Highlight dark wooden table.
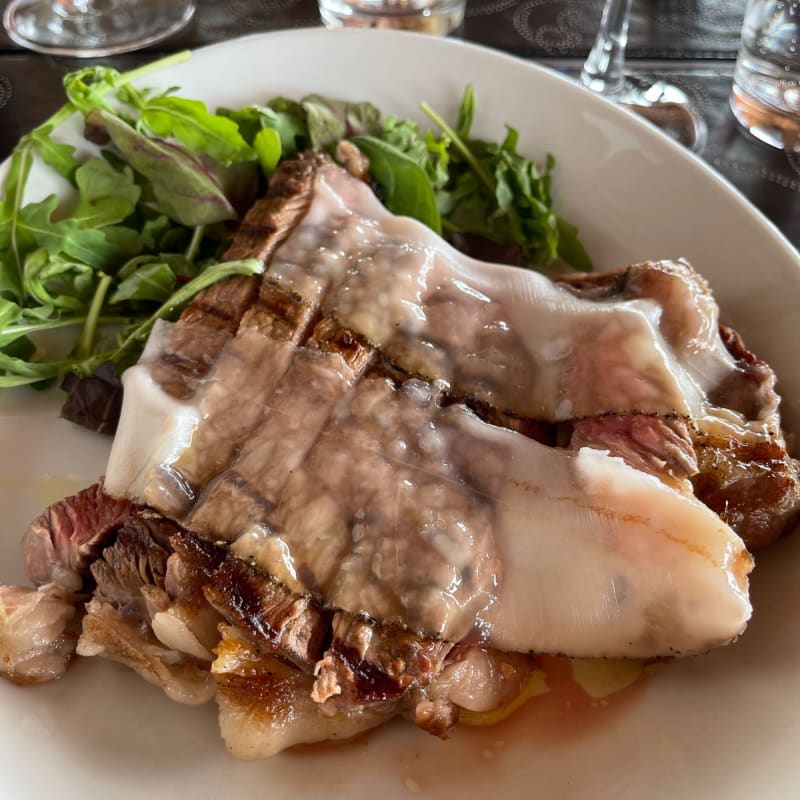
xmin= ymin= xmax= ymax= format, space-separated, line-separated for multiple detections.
xmin=1 ymin=0 xmax=799 ymax=250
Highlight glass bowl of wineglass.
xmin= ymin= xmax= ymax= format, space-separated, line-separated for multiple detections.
xmin=3 ymin=0 xmax=196 ymax=57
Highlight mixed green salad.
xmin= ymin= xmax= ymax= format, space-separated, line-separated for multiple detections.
xmin=0 ymin=51 xmax=590 ymax=432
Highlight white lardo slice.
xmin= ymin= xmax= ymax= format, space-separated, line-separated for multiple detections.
xmin=104 ymin=321 xmax=200 ymax=505
xmin=456 ymin=411 xmax=752 ymax=657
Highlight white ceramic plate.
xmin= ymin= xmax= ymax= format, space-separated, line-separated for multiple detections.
xmin=2 ymin=29 xmax=799 ymax=800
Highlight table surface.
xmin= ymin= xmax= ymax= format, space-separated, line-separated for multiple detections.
xmin=0 ymin=0 xmax=798 ymax=249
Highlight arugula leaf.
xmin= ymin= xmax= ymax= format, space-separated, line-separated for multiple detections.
xmin=17 ymin=195 xmax=119 ymax=269
xmin=73 ymin=158 xmax=141 ymax=228
xmin=0 ymin=145 xmax=34 ymax=298
xmin=23 ymin=249 xmax=94 ymax=311
xmin=64 ymin=66 xmax=121 ymax=115
xmin=0 ymin=295 xmax=23 ymax=333
xmin=101 ymin=111 xmax=237 ymax=226
xmin=350 ymin=136 xmax=442 ymax=234
xmin=110 ymin=261 xmax=176 ymax=304
xmin=27 ymin=126 xmax=80 ymax=182
xmin=63 ymin=52 xmax=191 ymax=116
xmin=422 ymin=91 xmax=590 ymax=271
xmin=140 ymin=96 xmax=256 ymax=166
xmin=455 ymin=85 xmax=475 ymax=139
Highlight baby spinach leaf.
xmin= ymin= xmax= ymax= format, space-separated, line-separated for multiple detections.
xmin=254 ymin=127 xmax=282 ymax=176
xmin=350 ymin=136 xmax=442 ymax=234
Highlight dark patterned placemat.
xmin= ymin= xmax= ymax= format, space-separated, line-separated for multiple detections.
xmin=467 ymin=0 xmax=747 ymax=59
xmin=0 ymin=0 xmax=749 ymax=59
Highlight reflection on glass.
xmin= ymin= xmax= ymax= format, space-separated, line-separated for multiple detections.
xmin=3 ymin=0 xmax=196 ymax=57
xmin=581 ymin=0 xmax=707 ymax=153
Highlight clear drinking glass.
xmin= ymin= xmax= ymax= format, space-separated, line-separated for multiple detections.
xmin=3 ymin=0 xmax=196 ymax=57
xmin=730 ymin=0 xmax=800 ymax=151
xmin=581 ymin=0 xmax=707 ymax=152
xmin=318 ymin=0 xmax=466 ymax=35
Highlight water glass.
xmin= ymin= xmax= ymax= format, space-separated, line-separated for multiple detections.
xmin=318 ymin=0 xmax=466 ymax=35
xmin=730 ymin=0 xmax=800 ymax=151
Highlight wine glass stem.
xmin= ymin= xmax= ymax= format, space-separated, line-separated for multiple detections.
xmin=581 ymin=0 xmax=632 ymax=97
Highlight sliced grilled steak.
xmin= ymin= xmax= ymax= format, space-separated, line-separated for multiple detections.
xmin=203 ymin=554 xmax=331 ymax=671
xmin=78 ymin=519 xmax=216 ymax=704
xmin=569 ymin=414 xmax=699 ymax=483
xmin=188 ymin=316 xmax=374 ymax=539
xmin=22 ymin=481 xmax=135 ymax=590
xmin=151 ymin=152 xmax=328 ymax=402
xmin=558 ymin=263 xmax=800 ymax=549
xmin=312 ymin=612 xmax=453 ymax=706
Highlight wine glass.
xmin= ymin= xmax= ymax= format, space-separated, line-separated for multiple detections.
xmin=580 ymin=0 xmax=707 ymax=153
xmin=3 ymin=0 xmax=196 ymax=57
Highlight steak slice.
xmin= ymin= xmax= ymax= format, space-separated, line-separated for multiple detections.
xmin=22 ymin=481 xmax=135 ymax=590
xmin=188 ymin=316 xmax=374 ymax=540
xmin=312 ymin=612 xmax=453 ymax=706
xmin=151 ymin=152 xmax=328 ymax=402
xmin=203 ymin=554 xmax=331 ymax=672
xmin=558 ymin=263 xmax=800 ymax=549
xmin=570 ymin=414 xmax=699 ymax=484
xmin=78 ymin=520 xmax=216 ymax=705
xmin=212 ymin=623 xmax=396 ymax=760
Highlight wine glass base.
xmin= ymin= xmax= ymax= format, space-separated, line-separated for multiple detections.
xmin=617 ymin=78 xmax=707 ymax=154
xmin=3 ymin=0 xmax=195 ymax=57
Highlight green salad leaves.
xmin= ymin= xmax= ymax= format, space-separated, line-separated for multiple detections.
xmin=0 ymin=52 xmax=590 ymax=431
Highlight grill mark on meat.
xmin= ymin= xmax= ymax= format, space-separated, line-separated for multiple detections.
xmin=312 ymin=612 xmax=453 ymax=705
xmin=151 ymin=153 xmax=328 ymax=402
xmin=165 ymin=283 xmax=319 ymax=517
xmin=376 ymin=349 xmax=557 ymax=446
xmin=172 ymin=529 xmax=454 ymax=730
xmin=224 ymin=152 xmax=329 ymax=263
xmin=203 ymin=555 xmax=332 ymax=671
xmin=229 ymin=374 xmax=499 ymax=642
xmin=187 ymin=316 xmax=374 ymax=540
xmin=151 ymin=277 xmax=260 ymax=401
